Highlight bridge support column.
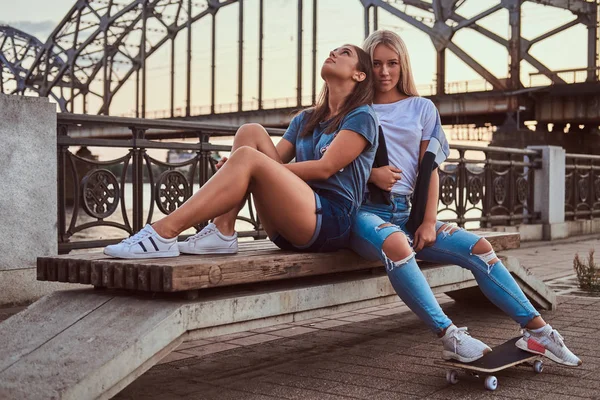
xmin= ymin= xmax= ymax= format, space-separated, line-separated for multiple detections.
xmin=527 ymin=145 xmax=567 ymax=240
xmin=436 ymin=48 xmax=445 ymax=95
xmin=507 ymin=0 xmax=522 ymax=90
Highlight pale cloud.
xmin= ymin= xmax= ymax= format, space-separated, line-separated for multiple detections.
xmin=0 ymin=20 xmax=56 ymax=41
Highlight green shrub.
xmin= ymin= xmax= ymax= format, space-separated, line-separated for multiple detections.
xmin=573 ymin=250 xmax=600 ymax=292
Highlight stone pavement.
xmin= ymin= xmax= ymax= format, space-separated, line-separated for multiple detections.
xmin=110 ymin=236 xmax=600 ymax=400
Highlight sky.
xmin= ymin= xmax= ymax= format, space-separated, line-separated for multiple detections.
xmin=0 ymin=0 xmax=592 ymax=115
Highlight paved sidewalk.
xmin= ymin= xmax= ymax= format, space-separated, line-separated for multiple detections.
xmin=111 ymin=237 xmax=600 ymax=400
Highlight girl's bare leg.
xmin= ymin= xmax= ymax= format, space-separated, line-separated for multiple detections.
xmin=152 ymin=146 xmax=318 ymax=246
xmin=212 ymin=123 xmax=283 ymax=235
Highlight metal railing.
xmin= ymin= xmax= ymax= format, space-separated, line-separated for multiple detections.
xmin=117 ymin=69 xmax=600 ymax=120
xmin=416 ymin=79 xmax=496 ymax=96
xmin=56 ymin=114 xmax=285 ymax=252
xmin=57 ymin=114 xmax=541 ymax=252
xmin=437 ymin=145 xmax=541 ymax=227
xmin=565 ymin=153 xmax=600 ymax=220
xmin=529 ymin=67 xmax=600 ymax=87
xmin=119 ymin=95 xmax=315 ymax=119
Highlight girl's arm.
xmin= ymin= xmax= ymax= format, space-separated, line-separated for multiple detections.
xmin=276 ymin=139 xmax=296 ymax=164
xmin=285 ymin=129 xmax=369 ymax=181
xmin=412 ymin=140 xmax=439 ymax=252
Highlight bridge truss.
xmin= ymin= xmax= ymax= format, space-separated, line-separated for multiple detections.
xmin=0 ymin=0 xmax=598 ymax=117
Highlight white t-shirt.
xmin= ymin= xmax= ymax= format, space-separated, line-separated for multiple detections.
xmin=372 ymin=97 xmax=439 ymax=195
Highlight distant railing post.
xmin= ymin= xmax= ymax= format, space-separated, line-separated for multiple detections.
xmin=527 ymin=145 xmax=567 ymax=239
xmin=57 ymin=124 xmax=68 ymax=245
xmin=131 ymin=127 xmax=146 ymax=232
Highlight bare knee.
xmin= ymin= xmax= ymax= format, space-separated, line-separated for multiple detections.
xmin=472 ymin=238 xmax=499 ymax=265
xmin=229 ymin=145 xmax=261 ymax=162
xmin=235 ymin=123 xmax=268 ymax=143
xmin=381 ymin=228 xmax=413 ymax=262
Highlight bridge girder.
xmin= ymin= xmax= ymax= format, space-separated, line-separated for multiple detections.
xmin=19 ymin=0 xmax=243 ymax=115
xmin=0 ymin=25 xmax=75 ymax=108
xmin=0 ymin=0 xmax=597 ymax=117
xmin=378 ymin=0 xmax=599 ymax=92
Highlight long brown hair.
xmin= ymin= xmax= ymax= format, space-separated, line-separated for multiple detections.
xmin=300 ymin=45 xmax=374 ymax=137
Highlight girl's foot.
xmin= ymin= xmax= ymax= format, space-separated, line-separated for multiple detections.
xmin=441 ymin=325 xmax=492 ymax=363
xmin=516 ymin=324 xmax=582 ymax=366
xmin=178 ymin=223 xmax=238 ymax=255
xmin=104 ymin=224 xmax=179 ymax=259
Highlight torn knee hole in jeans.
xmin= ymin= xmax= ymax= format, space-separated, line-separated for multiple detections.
xmin=437 ymin=223 xmax=460 ymax=239
xmin=375 ymin=223 xmax=395 ymax=232
xmin=381 ymin=249 xmax=415 ymax=272
xmin=472 ymin=249 xmax=499 ymax=274
xmin=470 ymin=238 xmax=500 ymax=274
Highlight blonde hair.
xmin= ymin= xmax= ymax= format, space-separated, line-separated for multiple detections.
xmin=362 ymin=30 xmax=419 ymax=97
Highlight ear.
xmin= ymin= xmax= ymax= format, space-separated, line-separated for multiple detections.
xmin=353 ymin=71 xmax=366 ymax=82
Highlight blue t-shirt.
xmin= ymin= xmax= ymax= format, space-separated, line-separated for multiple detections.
xmin=282 ymin=104 xmax=378 ymax=208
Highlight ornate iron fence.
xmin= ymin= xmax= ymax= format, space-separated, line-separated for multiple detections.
xmin=565 ymin=153 xmax=600 ymax=220
xmin=437 ymin=145 xmax=541 ymax=227
xmin=56 ymin=114 xmax=285 ymax=253
xmin=57 ymin=114 xmax=541 ymax=252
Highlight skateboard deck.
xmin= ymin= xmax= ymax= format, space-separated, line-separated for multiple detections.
xmin=435 ymin=337 xmax=544 ymax=390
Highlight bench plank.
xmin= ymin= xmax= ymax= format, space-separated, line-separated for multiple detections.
xmin=37 ymin=232 xmax=520 ymax=292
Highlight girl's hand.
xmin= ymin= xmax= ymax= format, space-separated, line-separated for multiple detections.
xmin=369 ymin=166 xmax=402 ymax=191
xmin=216 ymin=156 xmax=228 ymax=170
xmin=412 ymin=222 xmax=436 ymax=252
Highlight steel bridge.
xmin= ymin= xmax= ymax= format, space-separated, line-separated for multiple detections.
xmin=1 ymin=0 xmax=599 ymax=147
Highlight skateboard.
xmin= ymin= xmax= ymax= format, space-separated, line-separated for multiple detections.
xmin=434 ymin=337 xmax=544 ymax=391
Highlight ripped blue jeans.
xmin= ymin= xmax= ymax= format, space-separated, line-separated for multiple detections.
xmin=350 ymin=194 xmax=540 ymax=334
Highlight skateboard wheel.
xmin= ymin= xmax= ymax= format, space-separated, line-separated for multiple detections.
xmin=484 ymin=375 xmax=498 ymax=391
xmin=533 ymin=360 xmax=543 ymax=374
xmin=446 ymin=370 xmax=459 ymax=385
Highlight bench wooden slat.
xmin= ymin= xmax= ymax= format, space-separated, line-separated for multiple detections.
xmin=167 ymin=250 xmax=382 ymax=291
xmin=125 ymin=265 xmax=137 ymax=290
xmin=37 ymin=232 xmax=520 ymax=292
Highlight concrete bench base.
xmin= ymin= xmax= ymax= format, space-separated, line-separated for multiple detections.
xmin=0 ymin=255 xmax=555 ymax=400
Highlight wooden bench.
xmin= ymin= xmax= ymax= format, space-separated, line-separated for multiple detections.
xmin=0 ymin=231 xmax=556 ymax=400
xmin=37 ymin=231 xmax=521 ymax=293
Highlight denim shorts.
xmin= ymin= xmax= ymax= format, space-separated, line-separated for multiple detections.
xmin=272 ymin=190 xmax=355 ymax=253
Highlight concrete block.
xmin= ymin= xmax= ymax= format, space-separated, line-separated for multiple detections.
xmin=490 ymin=224 xmax=543 ymax=242
xmin=543 ymin=222 xmax=569 ymax=240
xmin=0 ymin=94 xmax=57 ymax=275
xmin=0 ymin=268 xmax=85 ymax=306
xmin=566 ymin=219 xmax=600 ymax=236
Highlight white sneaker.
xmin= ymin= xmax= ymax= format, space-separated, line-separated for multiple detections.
xmin=104 ymin=224 xmax=179 ymax=259
xmin=441 ymin=325 xmax=492 ymax=363
xmin=178 ymin=223 xmax=238 ymax=255
xmin=516 ymin=324 xmax=582 ymax=366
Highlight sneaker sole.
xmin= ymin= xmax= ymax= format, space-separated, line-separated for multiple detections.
xmin=515 ymin=338 xmax=582 ymax=367
xmin=442 ymin=349 xmax=490 ymax=363
xmin=178 ymin=246 xmax=238 ymax=255
xmin=103 ymin=248 xmax=180 ymax=259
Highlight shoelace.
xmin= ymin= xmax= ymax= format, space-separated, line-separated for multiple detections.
xmin=123 ymin=228 xmax=152 ymax=245
xmin=550 ymin=329 xmax=565 ymax=348
xmin=186 ymin=227 xmax=216 ymax=242
xmin=449 ymin=327 xmax=470 ymax=354
xmin=522 ymin=327 xmax=565 ymax=349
